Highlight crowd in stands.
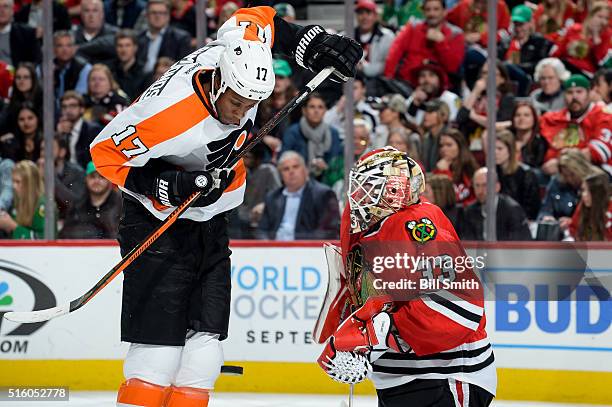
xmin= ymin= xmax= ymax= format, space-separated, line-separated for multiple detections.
xmin=0 ymin=0 xmax=610 ymax=242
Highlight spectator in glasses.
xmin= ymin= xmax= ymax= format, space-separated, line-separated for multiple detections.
xmin=529 ymin=58 xmax=570 ymax=114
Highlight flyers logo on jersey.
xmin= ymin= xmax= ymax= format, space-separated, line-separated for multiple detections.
xmin=205 ymin=119 xmax=253 ymax=170
xmin=406 ymin=218 xmax=437 ymax=243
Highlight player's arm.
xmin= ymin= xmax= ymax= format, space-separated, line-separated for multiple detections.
xmin=90 ymin=109 xmax=234 ymax=208
xmin=276 ymin=17 xmax=363 ymax=81
xmin=223 ymin=6 xmax=363 ymax=81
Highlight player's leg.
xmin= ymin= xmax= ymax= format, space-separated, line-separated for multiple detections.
xmin=377 ymin=378 xmax=494 ymax=407
xmin=116 ymin=198 xmax=202 ymax=406
xmin=376 ymin=378 xmax=489 ymax=406
xmin=446 ymin=379 xmax=494 ymax=407
xmin=164 ymin=331 xmax=224 ymax=406
xmin=377 ymin=379 xmax=452 ymax=406
xmin=166 ymin=214 xmax=232 ymax=406
xmin=118 ymin=344 xmax=182 ymax=406
xmin=465 ymin=382 xmax=495 ymax=407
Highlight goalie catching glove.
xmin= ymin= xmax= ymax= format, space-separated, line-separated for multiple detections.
xmin=295 ymin=25 xmax=363 ymax=82
xmin=318 ymin=342 xmax=372 ymax=385
xmin=317 ymin=296 xmax=405 ymax=384
xmin=154 ymin=169 xmax=235 ymax=207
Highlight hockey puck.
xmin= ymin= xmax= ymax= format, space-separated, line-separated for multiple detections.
xmin=220 ymin=365 xmax=244 ymax=376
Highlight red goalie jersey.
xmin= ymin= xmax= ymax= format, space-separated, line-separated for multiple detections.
xmin=339 ymin=201 xmax=497 ymax=394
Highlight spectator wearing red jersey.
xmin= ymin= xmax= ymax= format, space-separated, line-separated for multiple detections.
xmin=64 ymin=0 xmax=83 ymax=25
xmin=539 ymin=74 xmax=612 ymax=176
xmin=446 ymin=0 xmax=510 ymax=46
xmin=551 ymin=1 xmax=611 ymax=76
xmin=433 ymin=128 xmax=480 ymax=206
xmin=384 ymin=0 xmax=464 ymax=85
xmin=170 ymin=0 xmax=195 ymax=39
xmin=0 ymin=62 xmax=41 ymax=136
xmin=447 ymin=0 xmax=510 ymax=88
xmin=0 ymin=59 xmax=12 ymax=99
xmin=568 ymin=171 xmax=612 ymax=241
xmin=571 ymin=0 xmax=612 ymax=24
xmin=533 ymin=0 xmax=577 ymax=42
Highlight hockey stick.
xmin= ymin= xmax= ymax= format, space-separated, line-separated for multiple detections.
xmin=339 ymin=383 xmax=354 ymax=407
xmin=4 ymin=66 xmax=338 ymax=324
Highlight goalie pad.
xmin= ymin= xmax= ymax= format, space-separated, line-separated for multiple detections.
xmin=313 ymin=244 xmax=353 ymax=344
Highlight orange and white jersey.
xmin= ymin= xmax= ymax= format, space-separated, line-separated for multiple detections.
xmin=90 ymin=6 xmax=277 ymax=221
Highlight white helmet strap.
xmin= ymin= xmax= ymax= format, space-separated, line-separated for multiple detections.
xmin=209 ymin=68 xmax=225 ymax=116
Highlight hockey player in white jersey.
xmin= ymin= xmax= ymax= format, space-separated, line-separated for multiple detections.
xmin=90 ymin=6 xmax=362 ymax=406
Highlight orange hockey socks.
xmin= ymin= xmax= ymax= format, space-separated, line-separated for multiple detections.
xmin=117 ymin=378 xmax=167 ymax=407
xmin=163 ymin=386 xmax=210 ymax=407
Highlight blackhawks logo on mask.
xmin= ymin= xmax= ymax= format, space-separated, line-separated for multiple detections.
xmin=406 ymin=218 xmax=437 ymax=243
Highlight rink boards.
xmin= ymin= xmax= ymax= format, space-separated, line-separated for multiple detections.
xmin=0 ymin=241 xmax=610 ymax=404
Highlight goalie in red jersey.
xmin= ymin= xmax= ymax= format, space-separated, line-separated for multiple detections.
xmin=315 ymin=147 xmax=496 ymax=406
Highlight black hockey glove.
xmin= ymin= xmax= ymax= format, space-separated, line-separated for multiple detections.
xmin=295 ymin=25 xmax=363 ymax=82
xmin=153 ymin=169 xmax=235 ymax=208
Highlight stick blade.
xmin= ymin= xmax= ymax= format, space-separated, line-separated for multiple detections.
xmin=3 ymin=303 xmax=70 ymax=323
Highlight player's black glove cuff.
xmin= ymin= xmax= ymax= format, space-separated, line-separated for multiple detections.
xmin=295 ymin=25 xmax=363 ymax=82
xmin=154 ymin=169 xmax=235 ymax=207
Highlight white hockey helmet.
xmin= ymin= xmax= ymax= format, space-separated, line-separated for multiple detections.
xmin=211 ymin=34 xmax=275 ymax=109
xmin=348 ymin=147 xmax=425 ymax=233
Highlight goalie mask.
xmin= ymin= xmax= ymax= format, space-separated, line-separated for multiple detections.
xmin=348 ymin=147 xmax=425 ymax=233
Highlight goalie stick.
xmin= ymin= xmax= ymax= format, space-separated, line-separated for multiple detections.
xmin=4 ymin=66 xmax=339 ymax=324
